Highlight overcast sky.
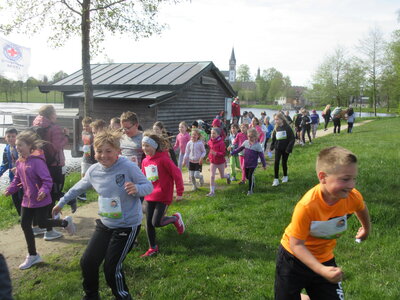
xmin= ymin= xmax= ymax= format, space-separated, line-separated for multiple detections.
xmin=1 ymin=0 xmax=399 ymax=86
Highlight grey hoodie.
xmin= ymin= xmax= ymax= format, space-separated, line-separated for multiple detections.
xmin=58 ymin=157 xmax=153 ymax=228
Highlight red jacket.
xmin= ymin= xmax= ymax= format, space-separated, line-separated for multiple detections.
xmin=232 ymin=101 xmax=241 ymax=117
xmin=207 ymin=136 xmax=226 ymax=164
xmin=141 ymin=151 xmax=184 ymax=205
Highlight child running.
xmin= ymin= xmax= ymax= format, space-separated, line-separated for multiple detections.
xmin=183 ymin=128 xmax=206 ymax=191
xmin=5 ymin=130 xmax=75 ymax=270
xmin=141 ymin=130 xmax=185 ymax=257
xmin=231 ymin=128 xmax=266 ymax=195
xmin=227 ymin=124 xmax=241 ymax=182
xmin=274 ymin=146 xmax=371 ymax=299
xmin=233 ymin=123 xmax=249 ymax=185
xmin=52 ymin=130 xmax=153 ymax=299
xmin=173 ymin=121 xmax=191 ymax=170
xmin=206 ymin=128 xmax=231 ymax=196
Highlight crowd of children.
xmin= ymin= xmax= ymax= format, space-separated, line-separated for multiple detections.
xmin=0 ymin=103 xmax=368 ymax=299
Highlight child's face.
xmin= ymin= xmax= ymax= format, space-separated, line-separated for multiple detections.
xmin=121 ymin=121 xmax=139 ymax=138
xmin=142 ymin=142 xmax=156 ymax=156
xmin=152 ymin=125 xmax=162 ymax=135
xmin=274 ymin=116 xmax=283 ymax=126
xmin=110 ymin=122 xmax=121 ymax=130
xmin=248 ymin=132 xmax=257 ymax=143
xmin=191 ymin=132 xmax=200 ymax=142
xmin=210 ymin=130 xmax=218 ymax=139
xmin=319 ymin=164 xmax=358 ymax=203
xmin=178 ymin=124 xmax=187 ymax=133
xmin=95 ymin=143 xmax=120 ymax=168
xmin=240 ymin=125 xmax=247 ymax=134
xmin=83 ymin=123 xmax=91 ymax=133
xmin=16 ymin=139 xmax=31 ymax=158
xmin=231 ymin=126 xmax=238 ymax=135
xmin=5 ymin=133 xmax=17 ymax=146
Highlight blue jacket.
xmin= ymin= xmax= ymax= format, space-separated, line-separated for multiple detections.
xmin=0 ymin=144 xmax=18 ymax=181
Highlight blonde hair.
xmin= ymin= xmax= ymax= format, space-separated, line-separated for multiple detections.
xmin=323 ymin=104 xmax=331 ymax=115
xmin=82 ymin=117 xmax=92 ymax=126
xmin=179 ymin=121 xmax=188 ymax=130
xmin=38 ymin=105 xmax=56 ymax=119
xmin=247 ymin=128 xmax=258 ymax=138
xmin=143 ymin=130 xmax=169 ymax=152
xmin=190 ymin=128 xmax=202 ymax=140
xmin=90 ymin=119 xmax=107 ymax=132
xmin=17 ymin=130 xmax=44 ymax=151
xmin=316 ymin=146 xmax=357 ymax=174
xmin=93 ymin=130 xmax=123 ymax=150
xmin=273 ymin=112 xmax=289 ymax=130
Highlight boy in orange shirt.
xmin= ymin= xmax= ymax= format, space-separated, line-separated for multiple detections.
xmin=274 ymin=146 xmax=371 ymax=300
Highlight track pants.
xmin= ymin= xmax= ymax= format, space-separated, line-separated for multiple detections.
xmin=80 ymin=219 xmax=140 ymax=300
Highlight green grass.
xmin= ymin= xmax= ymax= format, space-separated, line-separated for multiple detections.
xmin=0 ymin=88 xmax=63 ymax=103
xmin=2 ymin=117 xmax=400 ymax=299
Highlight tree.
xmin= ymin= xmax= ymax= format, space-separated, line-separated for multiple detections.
xmin=0 ymin=0 xmax=180 ymax=117
xmin=236 ymin=64 xmax=251 ymax=82
xmin=52 ymin=71 xmax=69 ymax=83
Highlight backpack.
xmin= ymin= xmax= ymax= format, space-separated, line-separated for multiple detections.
xmin=332 ymin=107 xmax=342 ymax=118
xmin=29 ymin=125 xmax=59 ymax=166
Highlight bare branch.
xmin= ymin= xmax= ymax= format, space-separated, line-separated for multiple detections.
xmin=60 ymin=0 xmax=82 ymax=15
xmin=90 ymin=0 xmax=127 ymax=12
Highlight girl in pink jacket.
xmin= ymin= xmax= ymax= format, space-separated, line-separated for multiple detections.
xmin=206 ymin=128 xmax=231 ymax=197
xmin=5 ymin=130 xmax=75 ymax=270
xmin=173 ymin=121 xmax=191 ymax=170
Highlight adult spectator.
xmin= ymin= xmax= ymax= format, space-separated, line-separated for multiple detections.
xmin=231 ymin=97 xmax=241 ymax=124
xmin=32 ymin=104 xmax=69 ymax=241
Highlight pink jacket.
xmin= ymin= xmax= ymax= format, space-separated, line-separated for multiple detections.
xmin=173 ymin=132 xmax=190 ymax=153
xmin=207 ymin=136 xmax=226 ymax=165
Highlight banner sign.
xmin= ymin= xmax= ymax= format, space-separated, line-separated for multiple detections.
xmin=0 ymin=36 xmax=31 ymax=78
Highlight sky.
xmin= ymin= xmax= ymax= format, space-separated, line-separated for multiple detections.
xmin=0 ymin=0 xmax=399 ymax=86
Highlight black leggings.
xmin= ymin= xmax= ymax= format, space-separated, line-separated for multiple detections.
xmin=347 ymin=122 xmax=354 ymax=133
xmin=324 ymin=116 xmax=330 ymax=129
xmin=333 ymin=118 xmax=341 ymax=134
xmin=21 ymin=205 xmax=65 ymax=255
xmin=245 ymin=168 xmax=256 ymax=192
xmin=263 ymin=137 xmax=270 ymax=152
xmin=142 ymin=201 xmax=176 ymax=248
xmin=274 ymin=149 xmax=290 ymax=178
xmin=301 ymin=125 xmax=312 ymax=143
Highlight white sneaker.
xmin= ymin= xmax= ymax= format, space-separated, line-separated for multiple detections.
xmin=282 ymin=176 xmax=289 ymax=183
xmin=272 ymin=179 xmax=280 ymax=186
xmin=44 ymin=229 xmax=63 ymax=241
xmin=63 ymin=216 xmax=76 ymax=235
xmin=32 ymin=227 xmax=46 ymax=236
xmin=19 ymin=254 xmax=42 ymax=270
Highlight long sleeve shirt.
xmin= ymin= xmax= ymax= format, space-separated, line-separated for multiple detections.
xmin=173 ymin=132 xmax=191 ymax=153
xmin=231 ymin=140 xmax=266 ymax=169
xmin=183 ymin=140 xmax=206 ymax=164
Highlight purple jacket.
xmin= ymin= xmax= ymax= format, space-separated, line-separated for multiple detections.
xmin=32 ymin=115 xmax=68 ymax=166
xmin=7 ymin=151 xmax=53 ymax=208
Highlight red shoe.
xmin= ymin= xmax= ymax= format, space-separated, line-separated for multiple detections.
xmin=173 ymin=213 xmax=185 ymax=234
xmin=141 ymin=245 xmax=159 ymax=257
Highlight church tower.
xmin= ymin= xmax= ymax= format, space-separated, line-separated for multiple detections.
xmin=229 ymin=47 xmax=236 ymax=83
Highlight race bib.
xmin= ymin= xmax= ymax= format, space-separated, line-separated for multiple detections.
xmin=145 ymin=164 xmax=159 ymax=182
xmin=98 ymin=196 xmax=122 ymax=219
xmin=276 ymin=131 xmax=287 ymax=140
xmin=310 ymin=215 xmax=347 ymax=239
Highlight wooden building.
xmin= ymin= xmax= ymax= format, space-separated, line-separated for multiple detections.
xmin=39 ymin=61 xmax=236 ymax=132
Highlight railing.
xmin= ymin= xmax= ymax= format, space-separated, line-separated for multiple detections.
xmin=0 ymin=110 xmax=14 ymax=138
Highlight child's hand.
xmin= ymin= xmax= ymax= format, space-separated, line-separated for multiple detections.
xmin=176 ymin=195 xmax=183 ymax=201
xmin=227 ymin=146 xmax=232 ymax=151
xmin=320 ymin=266 xmax=343 ymax=283
xmin=52 ymin=205 xmax=62 ymax=218
xmin=124 ymin=182 xmax=137 ymax=195
xmin=37 ymin=191 xmax=46 ymax=201
xmin=4 ymin=191 xmax=10 ymax=197
xmin=199 ymin=158 xmax=203 ymax=165
xmin=206 ymin=158 xmax=210 ymax=163
xmin=11 ymin=167 xmax=16 ymax=174
xmin=355 ymin=226 xmax=369 ymax=241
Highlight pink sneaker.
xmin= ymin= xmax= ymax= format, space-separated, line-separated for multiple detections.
xmin=173 ymin=213 xmax=185 ymax=234
xmin=141 ymin=245 xmax=159 ymax=257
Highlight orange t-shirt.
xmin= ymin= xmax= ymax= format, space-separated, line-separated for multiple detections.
xmin=281 ymin=184 xmax=365 ymax=263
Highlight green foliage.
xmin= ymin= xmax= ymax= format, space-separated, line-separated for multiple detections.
xmin=6 ymin=118 xmax=400 ymax=299
xmin=236 ymin=64 xmax=252 ymax=82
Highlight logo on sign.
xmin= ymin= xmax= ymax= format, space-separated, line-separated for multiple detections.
xmin=3 ymin=44 xmax=22 ymax=62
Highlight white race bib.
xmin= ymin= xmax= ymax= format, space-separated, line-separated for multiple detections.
xmin=98 ymin=196 xmax=122 ymax=219
xmin=145 ymin=164 xmax=159 ymax=182
xmin=276 ymin=131 xmax=287 ymax=140
xmin=310 ymin=215 xmax=347 ymax=239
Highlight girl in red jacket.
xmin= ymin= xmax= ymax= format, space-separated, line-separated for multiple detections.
xmin=141 ymin=131 xmax=185 ymax=257
xmin=206 ymin=128 xmax=231 ymax=197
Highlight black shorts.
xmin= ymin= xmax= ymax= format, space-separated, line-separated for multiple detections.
xmin=189 ymin=162 xmax=202 ymax=172
xmin=274 ymin=245 xmax=344 ymax=300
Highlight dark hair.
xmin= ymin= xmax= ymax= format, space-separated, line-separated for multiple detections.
xmin=143 ymin=130 xmax=170 ymax=152
xmin=192 ymin=121 xmax=199 ymax=127
xmin=347 ymin=107 xmax=354 ymax=116
xmin=5 ymin=128 xmax=18 ymax=135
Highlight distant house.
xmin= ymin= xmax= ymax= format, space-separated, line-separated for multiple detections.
xmin=39 ymin=61 xmax=236 ymax=132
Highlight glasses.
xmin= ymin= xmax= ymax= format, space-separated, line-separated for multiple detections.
xmin=122 ymin=124 xmax=135 ymax=131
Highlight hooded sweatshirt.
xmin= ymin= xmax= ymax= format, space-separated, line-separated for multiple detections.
xmin=6 ymin=151 xmax=53 ymax=208
xmin=32 ymin=115 xmax=68 ymax=167
xmin=231 ymin=140 xmax=266 ymax=169
xmin=57 ymin=157 xmax=153 ymax=229
xmin=141 ymin=151 xmax=184 ymax=205
xmin=207 ymin=136 xmax=226 ymax=164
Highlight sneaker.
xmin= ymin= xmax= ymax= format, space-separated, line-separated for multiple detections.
xmin=44 ymin=229 xmax=63 ymax=241
xmin=191 ymin=185 xmax=198 ymax=191
xmin=69 ymin=198 xmax=77 ymax=213
xmin=272 ymin=179 xmax=280 ymax=187
xmin=230 ymin=176 xmax=237 ymax=181
xmin=141 ymin=245 xmax=159 ymax=257
xmin=173 ymin=212 xmax=185 ymax=234
xmin=226 ymin=174 xmax=231 ymax=184
xmin=282 ymin=176 xmax=289 ymax=183
xmin=238 ymin=181 xmax=245 ymax=185
xmin=199 ymin=176 xmax=204 ymax=186
xmin=19 ymin=254 xmax=42 ymax=270
xmin=32 ymin=227 xmax=46 ymax=236
xmin=77 ymin=193 xmax=87 ymax=201
xmin=247 ymin=191 xmax=253 ymax=196
xmin=206 ymin=192 xmax=215 ymax=197
xmin=63 ymin=216 xmax=76 ymax=235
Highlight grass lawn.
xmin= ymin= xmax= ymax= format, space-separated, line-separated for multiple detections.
xmin=1 ymin=117 xmax=399 ymax=299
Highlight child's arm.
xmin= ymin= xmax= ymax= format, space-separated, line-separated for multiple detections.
xmin=127 ymin=163 xmax=153 ymax=197
xmin=0 ymin=150 xmax=10 ymax=177
xmin=4 ymin=167 xmax=21 ymax=196
xmin=168 ymin=159 xmax=184 ymax=199
xmin=231 ymin=145 xmax=244 ymax=156
xmin=354 ymin=206 xmax=371 ymax=241
xmin=290 ymin=236 xmax=343 ymax=284
xmin=173 ymin=134 xmax=180 ymax=151
xmin=258 ymin=149 xmax=267 ymax=169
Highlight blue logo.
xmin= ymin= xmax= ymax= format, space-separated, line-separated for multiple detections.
xmin=3 ymin=43 xmax=22 ymax=62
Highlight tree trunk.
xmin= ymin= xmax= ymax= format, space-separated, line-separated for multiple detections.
xmin=81 ymin=0 xmax=93 ymax=117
